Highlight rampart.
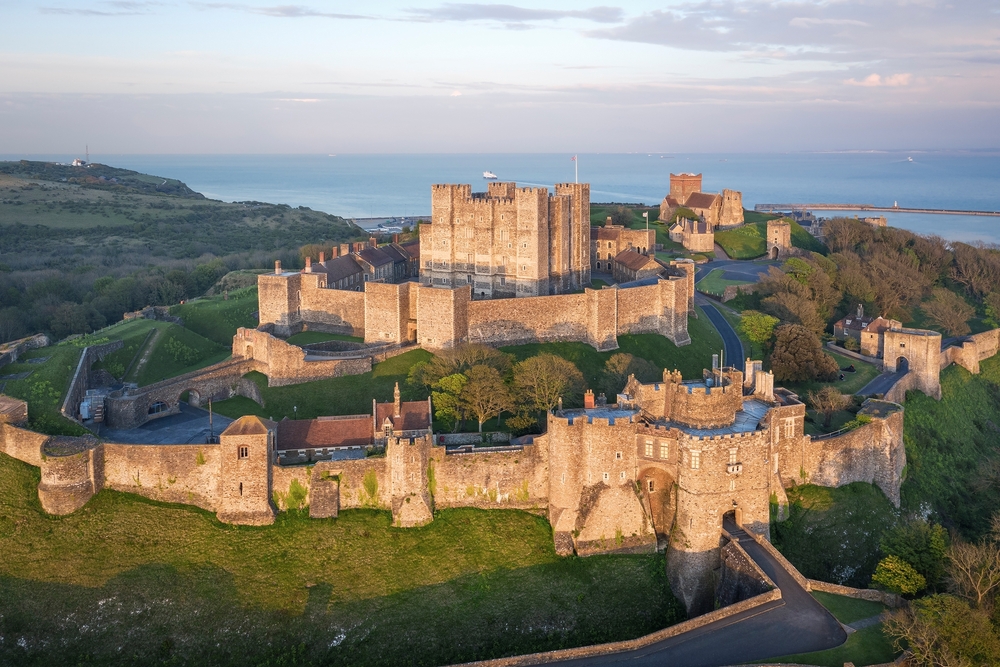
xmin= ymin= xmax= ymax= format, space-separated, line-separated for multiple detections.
xmin=0 ymin=333 xmax=49 ymax=371
xmin=60 ymin=340 xmax=124 ymax=422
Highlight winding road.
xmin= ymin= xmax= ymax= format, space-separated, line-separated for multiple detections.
xmin=544 ymin=518 xmax=847 ymax=667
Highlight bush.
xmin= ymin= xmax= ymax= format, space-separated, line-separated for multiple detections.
xmin=770 ymin=324 xmax=839 ymax=382
xmin=872 ymin=555 xmax=926 ymax=595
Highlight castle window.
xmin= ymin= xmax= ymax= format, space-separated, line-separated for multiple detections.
xmin=596 ymin=262 xmax=601 ymax=270
xmin=467 ymin=275 xmax=472 ymax=284
xmin=729 ymin=449 xmax=738 ymax=465
xmin=239 ymin=482 xmax=243 ymax=496
xmin=239 ymin=446 xmax=249 ymax=459
xmin=648 ymin=480 xmax=655 ymax=493
xmin=660 ymin=443 xmax=668 ymax=459
xmin=607 ymin=242 xmax=612 ymax=248
xmin=615 ymin=451 xmax=622 ymax=460
xmin=620 ymin=471 xmax=626 ymax=480
xmin=645 ymin=443 xmax=653 ymax=457
xmin=784 ymin=418 xmax=795 ymax=438
xmin=691 ymin=451 xmax=701 ymax=470
xmin=603 ymin=472 xmax=610 ymax=481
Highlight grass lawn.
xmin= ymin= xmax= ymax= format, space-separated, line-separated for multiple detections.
xmin=0 ymin=453 xmax=685 ymax=666
xmin=169 ymin=287 xmax=259 ymax=346
xmin=591 ymin=278 xmax=610 ymax=289
xmin=773 ymin=483 xmax=899 ymax=589
xmin=811 ymin=591 xmax=886 ymax=625
xmin=286 ymin=331 xmax=364 ymax=345
xmin=502 ymin=309 xmax=725 ymax=388
xmin=0 ymin=343 xmax=87 ymax=436
xmin=769 ymin=624 xmax=897 ymax=666
xmin=90 ymin=319 xmax=165 ymax=381
xmin=212 ymin=348 xmax=434 ymax=421
xmin=743 ymin=210 xmax=780 ymax=224
xmin=781 ymin=351 xmax=879 ymax=397
xmin=136 ymin=323 xmax=230 ymax=386
xmin=696 ymin=269 xmax=752 ymax=297
xmin=715 ymin=220 xmax=826 ymax=260
xmin=902 ymin=355 xmax=1000 ymax=539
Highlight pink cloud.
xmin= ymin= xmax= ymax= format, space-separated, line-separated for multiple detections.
xmin=845 ymin=73 xmax=912 ymax=87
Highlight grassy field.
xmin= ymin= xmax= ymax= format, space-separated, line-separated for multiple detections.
xmin=811 ymin=591 xmax=885 ymax=625
xmin=770 ymin=624 xmax=896 ymax=666
xmin=0 ymin=453 xmax=685 ymax=666
xmin=135 ymin=324 xmax=229 ymax=386
xmin=714 ymin=220 xmax=825 ymax=260
xmin=695 ymin=269 xmax=752 ymax=296
xmin=902 ymin=355 xmax=1000 ymax=538
xmin=285 ymin=331 xmax=364 ymax=345
xmin=0 ymin=343 xmax=87 ymax=436
xmin=90 ymin=320 xmax=163 ymax=381
xmin=169 ymin=287 xmax=259 ymax=346
xmin=773 ymin=483 xmax=899 ymax=589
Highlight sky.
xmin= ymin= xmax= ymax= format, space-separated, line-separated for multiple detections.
xmin=1 ymin=0 xmax=999 ymax=153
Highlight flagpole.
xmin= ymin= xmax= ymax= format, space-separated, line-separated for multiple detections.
xmin=575 ymin=155 xmax=578 ymax=184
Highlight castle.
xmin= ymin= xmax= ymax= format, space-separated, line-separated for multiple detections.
xmin=660 ymin=173 xmax=744 ymax=229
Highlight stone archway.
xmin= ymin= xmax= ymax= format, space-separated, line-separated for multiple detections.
xmin=181 ymin=389 xmax=202 ymax=408
xmin=639 ymin=467 xmax=676 ymax=539
xmin=896 ymin=356 xmax=909 ymax=373
xmin=769 ymin=246 xmax=779 ymax=260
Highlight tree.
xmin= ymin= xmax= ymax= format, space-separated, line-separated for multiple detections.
xmin=512 ymin=354 xmax=584 ymax=412
xmin=807 ymin=386 xmax=850 ymax=428
xmin=947 ymin=536 xmax=1000 ymax=610
xmin=601 ymin=352 xmax=659 ymax=396
xmin=984 ymin=292 xmax=1000 ymax=328
xmin=881 ymin=519 xmax=949 ymax=590
xmin=609 ymin=205 xmax=632 ymax=226
xmin=460 ymin=365 xmax=513 ymax=432
xmin=739 ymin=310 xmax=779 ymax=352
xmin=872 ymin=555 xmax=927 ymax=595
xmin=923 ymin=288 xmax=975 ymax=337
xmin=431 ymin=373 xmax=467 ymax=432
xmin=411 ymin=344 xmax=512 ymax=387
xmin=883 ymin=594 xmax=1000 ymax=667
xmin=770 ymin=324 xmax=839 ymax=383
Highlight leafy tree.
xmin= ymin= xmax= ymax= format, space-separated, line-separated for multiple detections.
xmin=806 ymin=386 xmax=850 ymax=428
xmin=922 ymin=288 xmax=975 ymax=336
xmin=431 ymin=373 xmax=467 ymax=432
xmin=738 ymin=310 xmax=779 ymax=352
xmin=512 ymin=354 xmax=584 ymax=412
xmin=601 ymin=352 xmax=659 ymax=396
xmin=883 ymin=594 xmax=1000 ymax=667
xmin=769 ymin=324 xmax=839 ymax=383
xmin=460 ymin=365 xmax=512 ymax=432
xmin=881 ymin=519 xmax=949 ymax=590
xmin=872 ymin=554 xmax=927 ymax=595
xmin=843 ymin=336 xmax=860 ymax=351
xmin=410 ymin=344 xmax=513 ymax=387
xmin=609 ymin=205 xmax=632 ymax=226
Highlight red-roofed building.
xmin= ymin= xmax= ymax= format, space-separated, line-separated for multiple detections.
xmin=612 ymin=249 xmax=665 ymax=284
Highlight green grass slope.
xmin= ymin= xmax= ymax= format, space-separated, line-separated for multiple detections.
xmin=169 ymin=287 xmax=259 ymax=346
xmin=0 ymin=454 xmax=684 ymax=666
xmin=715 ymin=220 xmax=826 ymax=259
xmin=136 ymin=324 xmax=229 ymax=386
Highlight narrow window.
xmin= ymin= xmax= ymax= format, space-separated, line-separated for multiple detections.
xmin=784 ymin=418 xmax=795 ymax=438
xmin=691 ymin=451 xmax=701 ymax=470
xmin=603 ymin=472 xmax=610 ymax=481
xmin=238 ymin=446 xmax=249 ymax=459
xmin=648 ymin=480 xmax=655 ymax=493
xmin=660 ymin=443 xmax=669 ymax=459
xmin=729 ymin=449 xmax=738 ymax=465
xmin=615 ymin=451 xmax=622 ymax=460
xmin=620 ymin=471 xmax=626 ymax=480
xmin=645 ymin=443 xmax=653 ymax=457
xmin=239 ymin=482 xmax=243 ymax=496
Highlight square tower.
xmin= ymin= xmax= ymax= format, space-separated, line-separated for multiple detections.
xmin=669 ymin=173 xmax=703 ymax=206
xmin=217 ymin=416 xmax=277 ymax=525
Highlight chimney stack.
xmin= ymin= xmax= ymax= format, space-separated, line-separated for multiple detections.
xmin=393 ymin=382 xmax=401 ymax=418
xmin=319 ymin=251 xmax=325 ymax=263
xmin=369 ymin=236 xmax=377 ymax=248
xmin=275 ymin=260 xmax=281 ymax=274
xmin=341 ymin=243 xmax=350 ymax=256
xmin=304 ymin=256 xmax=312 ymax=273
xmin=393 ymin=233 xmax=399 ymax=244
xmin=584 ymin=389 xmax=595 ymax=409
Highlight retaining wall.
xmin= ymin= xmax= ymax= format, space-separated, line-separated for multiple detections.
xmin=59 ymin=340 xmax=124 ymax=422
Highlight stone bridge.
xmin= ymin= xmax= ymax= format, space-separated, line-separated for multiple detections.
xmin=105 ymin=357 xmax=260 ymax=430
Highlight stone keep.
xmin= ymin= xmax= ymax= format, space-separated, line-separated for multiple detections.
xmin=766 ymin=219 xmax=791 ymax=259
xmin=420 ymin=182 xmax=590 ymax=298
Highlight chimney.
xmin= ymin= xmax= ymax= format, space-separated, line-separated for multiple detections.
xmin=393 ymin=382 xmax=401 ymax=418
xmin=857 ymin=303 xmax=864 ymax=319
xmin=584 ymin=389 xmax=595 ymax=409
xmin=369 ymin=236 xmax=377 ymax=248
xmin=304 ymin=256 xmax=312 ymax=273
xmin=393 ymin=233 xmax=400 ymax=244
xmin=319 ymin=251 xmax=325 ymax=263
xmin=274 ymin=260 xmax=281 ymax=274
xmin=606 ymin=216 xmax=613 ymax=227
xmin=340 ymin=243 xmax=350 ymax=256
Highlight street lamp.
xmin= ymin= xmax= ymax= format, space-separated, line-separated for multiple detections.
xmin=293 ymin=405 xmax=298 ymax=419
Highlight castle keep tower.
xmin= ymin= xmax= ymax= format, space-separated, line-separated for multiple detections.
xmin=669 ymin=173 xmax=703 ymax=205
xmin=217 ymin=415 xmax=277 ymax=525
xmin=420 ymin=182 xmax=590 ymax=298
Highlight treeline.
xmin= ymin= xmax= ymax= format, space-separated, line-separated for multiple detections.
xmin=406 ymin=344 xmax=660 ymax=433
xmin=732 ymin=218 xmax=1000 ymax=383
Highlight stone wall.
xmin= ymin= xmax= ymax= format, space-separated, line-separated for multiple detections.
xmin=103 ymin=443 xmax=222 ymax=511
xmin=717 ymin=535 xmax=774 ymax=607
xmin=0 ymin=423 xmax=45 ymax=466
xmin=883 ymin=328 xmax=941 ymax=399
xmin=60 ymin=339 xmax=124 ymax=422
xmin=432 ymin=443 xmax=549 ymax=510
xmin=0 ymin=333 xmax=49 ymax=371
xmin=468 ymin=291 xmax=589 ymax=347
xmin=234 ymin=327 xmax=372 ymax=387
xmin=615 ymin=278 xmax=690 ymax=345
xmin=299 ymin=278 xmax=365 ymax=336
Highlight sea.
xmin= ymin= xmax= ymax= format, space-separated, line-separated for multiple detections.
xmin=5 ymin=152 xmax=1000 ymax=244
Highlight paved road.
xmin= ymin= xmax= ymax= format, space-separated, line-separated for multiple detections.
xmin=548 ymin=520 xmax=846 ymax=667
xmin=98 ymin=402 xmax=233 ymax=445
xmin=859 ymin=370 xmax=906 ymax=396
xmin=698 ymin=298 xmax=744 ymax=368
xmin=694 ymin=258 xmax=777 ymax=284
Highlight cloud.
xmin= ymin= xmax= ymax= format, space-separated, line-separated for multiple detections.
xmin=789 ymin=17 xmax=869 ymax=28
xmin=845 ymin=73 xmax=912 ymax=87
xmin=407 ymin=4 xmax=624 ymax=25
xmin=41 ymin=1 xmax=163 ymax=15
xmin=194 ymin=3 xmax=369 ymax=19
xmin=450 ymin=90 xmax=462 ymax=96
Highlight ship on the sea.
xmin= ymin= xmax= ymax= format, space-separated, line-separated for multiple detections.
xmin=483 ymin=171 xmax=498 ymax=180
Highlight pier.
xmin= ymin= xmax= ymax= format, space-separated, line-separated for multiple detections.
xmin=755 ymin=203 xmax=1000 ymax=217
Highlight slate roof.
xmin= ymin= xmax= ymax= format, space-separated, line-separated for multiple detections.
xmin=400 ymin=241 xmax=419 ymax=260
xmin=222 ymin=415 xmax=277 ymax=437
xmin=318 ymin=255 xmax=363 ymax=282
xmin=357 ymin=247 xmax=394 ymax=267
xmin=380 ymin=243 xmax=410 ymax=263
xmin=276 ymin=415 xmax=372 ymax=451
xmin=614 ymin=249 xmax=660 ymax=271
xmin=375 ymin=400 xmax=432 ymax=432
xmin=835 ymin=314 xmax=876 ymax=332
xmin=685 ymin=192 xmax=720 ymax=209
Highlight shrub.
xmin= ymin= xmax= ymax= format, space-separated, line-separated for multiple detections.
xmin=872 ymin=555 xmax=926 ymax=595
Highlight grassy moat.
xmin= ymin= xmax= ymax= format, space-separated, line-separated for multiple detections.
xmin=0 ymin=453 xmax=685 ymax=666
